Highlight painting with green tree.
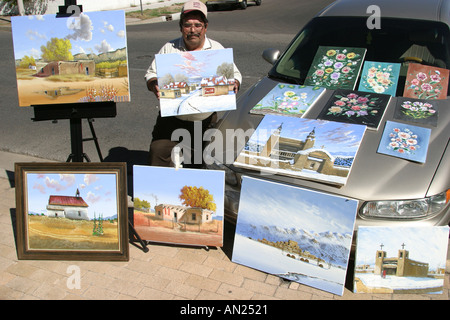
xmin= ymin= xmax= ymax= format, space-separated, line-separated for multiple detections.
xmin=11 ymin=10 xmax=130 ymax=106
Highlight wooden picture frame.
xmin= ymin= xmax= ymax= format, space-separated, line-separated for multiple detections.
xmin=14 ymin=162 xmax=129 ymax=261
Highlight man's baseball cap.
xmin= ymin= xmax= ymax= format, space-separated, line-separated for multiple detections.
xmin=182 ymin=0 xmax=208 ymax=18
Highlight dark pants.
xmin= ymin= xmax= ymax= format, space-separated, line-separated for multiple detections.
xmin=148 ymin=113 xmax=216 ymax=168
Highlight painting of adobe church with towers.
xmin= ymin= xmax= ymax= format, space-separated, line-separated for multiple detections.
xmin=233 ymin=114 xmax=367 ymax=186
xmin=354 ymin=226 xmax=449 ymax=294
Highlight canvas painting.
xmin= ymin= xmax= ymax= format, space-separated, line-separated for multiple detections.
xmin=14 ymin=162 xmax=129 ymax=261
xmin=317 ymin=89 xmax=391 ymax=130
xmin=354 ymin=226 xmax=449 ymax=294
xmin=249 ymin=84 xmax=326 ymax=118
xmin=232 ymin=176 xmax=358 ymax=296
xmin=377 ymin=120 xmax=432 ymax=163
xmin=358 ymin=61 xmax=401 ymax=96
xmin=304 ymin=46 xmax=367 ymax=90
xmin=155 ymin=48 xmax=236 ymax=117
xmin=393 ymin=97 xmax=439 ymax=127
xmin=233 ymin=114 xmax=367 ymax=186
xmin=133 ymin=165 xmax=225 ymax=247
xmin=403 ymin=63 xmax=449 ymax=99
xmin=11 ymin=11 xmax=130 ymax=107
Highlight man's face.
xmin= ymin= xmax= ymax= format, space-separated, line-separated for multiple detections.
xmin=181 ymin=12 xmax=208 ymax=51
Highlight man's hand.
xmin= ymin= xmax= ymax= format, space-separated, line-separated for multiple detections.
xmin=147 ymin=78 xmax=160 ymax=99
xmin=234 ymin=79 xmax=240 ymax=94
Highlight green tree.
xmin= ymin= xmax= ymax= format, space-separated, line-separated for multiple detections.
xmin=40 ymin=37 xmax=73 ymax=62
xmin=19 ymin=55 xmax=36 ymax=68
xmin=134 ymin=197 xmax=151 ymax=211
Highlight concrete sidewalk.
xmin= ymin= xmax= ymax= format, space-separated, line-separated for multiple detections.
xmin=0 ymin=149 xmax=448 ymax=301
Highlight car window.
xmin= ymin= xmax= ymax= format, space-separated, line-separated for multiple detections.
xmin=271 ymin=17 xmax=450 ymax=96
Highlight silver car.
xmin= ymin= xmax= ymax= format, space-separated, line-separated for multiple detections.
xmin=205 ymin=0 xmax=450 ymax=232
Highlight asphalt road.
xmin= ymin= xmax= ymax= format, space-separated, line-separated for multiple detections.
xmin=0 ymin=0 xmax=334 ymax=165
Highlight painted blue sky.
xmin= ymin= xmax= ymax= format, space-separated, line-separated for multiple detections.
xmin=356 ymin=226 xmax=449 ymax=271
xmin=11 ymin=10 xmax=127 ymax=60
xmin=155 ymin=48 xmax=234 ymax=80
xmin=26 ymin=172 xmax=118 ymax=219
xmin=249 ymin=114 xmax=367 ymax=156
xmin=237 ymin=176 xmax=358 ymax=234
xmin=133 ymin=166 xmax=225 ymax=217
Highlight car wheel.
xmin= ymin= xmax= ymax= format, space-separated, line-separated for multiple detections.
xmin=239 ymin=0 xmax=247 ymax=9
xmin=255 ymin=0 xmax=262 ymax=5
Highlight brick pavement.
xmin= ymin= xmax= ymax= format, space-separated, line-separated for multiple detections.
xmin=0 ymin=155 xmax=449 ymax=302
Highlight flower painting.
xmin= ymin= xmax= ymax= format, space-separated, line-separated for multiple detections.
xmin=358 ymin=61 xmax=401 ymax=96
xmin=377 ymin=121 xmax=431 ymax=163
xmin=403 ymin=63 xmax=449 ymax=99
xmin=393 ymin=97 xmax=438 ymax=127
xmin=304 ymin=46 xmax=366 ymax=90
xmin=249 ymin=84 xmax=326 ymax=117
xmin=317 ymin=89 xmax=391 ymax=130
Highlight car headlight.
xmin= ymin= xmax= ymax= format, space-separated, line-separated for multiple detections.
xmin=360 ymin=190 xmax=449 ymax=219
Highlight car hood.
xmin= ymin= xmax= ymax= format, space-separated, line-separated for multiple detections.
xmin=212 ymin=76 xmax=450 ymax=202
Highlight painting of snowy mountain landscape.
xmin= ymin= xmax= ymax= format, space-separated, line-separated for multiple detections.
xmin=232 ymin=176 xmax=358 ymax=295
xmin=155 ymin=48 xmax=236 ymax=117
xmin=354 ymin=226 xmax=449 ymax=294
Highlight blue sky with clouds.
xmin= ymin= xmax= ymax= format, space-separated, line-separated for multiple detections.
xmin=237 ymin=176 xmax=358 ymax=234
xmin=155 ymin=48 xmax=234 ymax=80
xmin=11 ymin=10 xmax=127 ymax=60
xmin=248 ymin=114 xmax=367 ymax=157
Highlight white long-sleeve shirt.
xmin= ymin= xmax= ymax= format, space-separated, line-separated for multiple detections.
xmin=145 ymin=36 xmax=242 ymax=121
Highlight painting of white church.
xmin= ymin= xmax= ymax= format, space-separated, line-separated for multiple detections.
xmin=46 ymin=188 xmax=89 ymax=220
xmin=233 ymin=114 xmax=367 ymax=186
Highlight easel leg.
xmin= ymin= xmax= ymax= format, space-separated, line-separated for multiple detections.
xmin=67 ymin=118 xmax=86 ymax=162
xmin=129 ymin=220 xmax=149 ymax=252
xmin=85 ymin=119 xmax=103 ymax=161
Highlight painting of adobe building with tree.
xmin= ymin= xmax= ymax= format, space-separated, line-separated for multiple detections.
xmin=133 ymin=166 xmax=225 ymax=247
xmin=11 ymin=10 xmax=130 ymax=107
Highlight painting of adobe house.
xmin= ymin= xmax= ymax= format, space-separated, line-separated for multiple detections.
xmin=11 ymin=10 xmax=130 ymax=107
xmin=354 ymin=226 xmax=449 ymax=294
xmin=155 ymin=48 xmax=236 ymax=117
xmin=233 ymin=114 xmax=367 ymax=186
xmin=133 ymin=165 xmax=225 ymax=247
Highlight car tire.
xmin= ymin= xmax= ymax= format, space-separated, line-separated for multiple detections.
xmin=255 ymin=0 xmax=262 ymax=5
xmin=239 ymin=0 xmax=247 ymax=9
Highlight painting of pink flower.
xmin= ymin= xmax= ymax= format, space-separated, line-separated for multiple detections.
xmin=404 ymin=63 xmax=449 ymax=99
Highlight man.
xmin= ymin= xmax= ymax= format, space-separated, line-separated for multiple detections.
xmin=145 ymin=0 xmax=242 ymax=167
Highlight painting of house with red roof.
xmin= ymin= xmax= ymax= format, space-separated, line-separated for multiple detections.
xmin=155 ymin=48 xmax=237 ymax=117
xmin=46 ymin=189 xmax=90 ymax=220
xmin=201 ymin=76 xmax=229 ymax=96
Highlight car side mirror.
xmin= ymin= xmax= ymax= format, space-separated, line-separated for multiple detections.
xmin=262 ymin=48 xmax=280 ymax=65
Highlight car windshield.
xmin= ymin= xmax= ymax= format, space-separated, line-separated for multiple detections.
xmin=270 ymin=16 xmax=450 ymax=95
